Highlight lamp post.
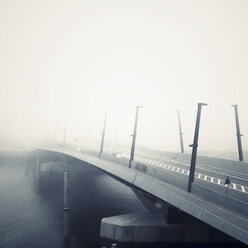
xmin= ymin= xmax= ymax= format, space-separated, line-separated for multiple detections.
xmin=54 ymin=116 xmax=58 ymax=141
xmin=47 ymin=120 xmax=51 ymax=140
xmin=176 ymin=110 xmax=184 ymax=154
xmin=99 ymin=111 xmax=108 ymax=158
xmin=129 ymin=106 xmax=143 ymax=168
xmin=63 ymin=115 xmax=68 ymax=145
xmin=231 ymin=105 xmax=243 ymax=161
xmin=188 ymin=103 xmax=208 ymax=193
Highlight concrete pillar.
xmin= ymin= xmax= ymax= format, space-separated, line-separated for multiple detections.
xmin=36 ymin=156 xmax=40 ymax=180
xmin=63 ymin=169 xmax=70 ymax=246
xmin=163 ymin=204 xmax=181 ymax=224
xmin=24 ymin=155 xmax=28 ymax=175
xmin=100 ymin=212 xmax=184 ymax=242
xmin=132 ymin=188 xmax=164 ymax=212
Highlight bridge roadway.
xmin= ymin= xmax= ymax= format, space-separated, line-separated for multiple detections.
xmin=37 ymin=145 xmax=248 ymax=244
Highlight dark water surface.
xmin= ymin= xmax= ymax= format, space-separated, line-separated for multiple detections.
xmin=0 ymin=152 xmax=145 ymax=248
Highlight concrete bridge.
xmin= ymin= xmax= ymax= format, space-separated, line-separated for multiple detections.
xmin=35 ymin=144 xmax=248 ymax=245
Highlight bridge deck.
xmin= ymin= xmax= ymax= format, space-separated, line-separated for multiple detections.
xmin=38 ymin=146 xmax=248 ymax=245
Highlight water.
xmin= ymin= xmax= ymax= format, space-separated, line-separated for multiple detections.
xmin=0 ymin=151 xmax=244 ymax=248
xmin=0 ymin=151 xmax=145 ymax=248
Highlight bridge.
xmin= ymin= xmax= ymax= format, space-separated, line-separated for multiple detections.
xmin=35 ymin=143 xmax=248 ymax=245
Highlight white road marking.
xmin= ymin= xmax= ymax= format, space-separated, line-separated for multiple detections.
xmin=241 ymin=186 xmax=245 ymax=192
xmin=138 ymin=156 xmax=248 ymax=194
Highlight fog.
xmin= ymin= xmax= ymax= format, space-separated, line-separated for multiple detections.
xmin=0 ymin=0 xmax=248 ymax=154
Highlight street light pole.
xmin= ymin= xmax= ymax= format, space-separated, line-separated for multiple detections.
xmin=129 ymin=106 xmax=143 ymax=168
xmin=63 ymin=115 xmax=68 ymax=145
xmin=176 ymin=110 xmax=184 ymax=154
xmin=188 ymin=103 xmax=208 ymax=193
xmin=47 ymin=121 xmax=51 ymax=140
xmin=54 ymin=116 xmax=58 ymax=141
xmin=231 ymin=105 xmax=243 ymax=161
xmin=99 ymin=111 xmax=108 ymax=158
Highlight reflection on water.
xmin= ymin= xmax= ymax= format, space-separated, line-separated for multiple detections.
xmin=0 ymin=152 xmax=144 ymax=248
xmin=0 ymin=153 xmax=63 ymax=248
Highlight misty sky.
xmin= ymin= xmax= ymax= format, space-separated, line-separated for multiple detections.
xmin=0 ymin=0 xmax=248 ymax=153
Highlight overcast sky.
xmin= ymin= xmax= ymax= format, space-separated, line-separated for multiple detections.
xmin=0 ymin=0 xmax=248 ymax=153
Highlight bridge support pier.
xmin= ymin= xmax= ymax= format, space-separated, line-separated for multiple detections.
xmin=100 ymin=189 xmax=216 ymax=243
xmin=24 ymin=154 xmax=30 ymax=175
xmin=100 ymin=211 xmax=184 ymax=243
xmin=100 ymin=210 xmax=214 ymax=243
xmin=36 ymin=156 xmax=41 ymax=180
xmin=132 ymin=188 xmax=181 ymax=224
xmin=163 ymin=204 xmax=181 ymax=224
xmin=64 ymin=169 xmax=70 ymax=247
